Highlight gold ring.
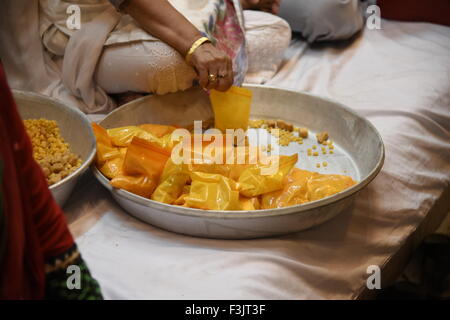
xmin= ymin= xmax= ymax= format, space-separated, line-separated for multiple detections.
xmin=208 ymin=73 xmax=217 ymax=83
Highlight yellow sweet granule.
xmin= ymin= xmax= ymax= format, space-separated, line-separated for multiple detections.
xmin=316 ymin=131 xmax=329 ymax=144
xmin=24 ymin=119 xmax=81 ymax=185
xmin=299 ymin=128 xmax=308 ymax=138
xmin=248 ymin=119 xmax=330 ymax=148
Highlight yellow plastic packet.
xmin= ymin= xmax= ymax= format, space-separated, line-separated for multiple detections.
xmin=261 ymin=168 xmax=314 ymax=209
xmin=92 ymin=123 xmax=121 ymax=166
xmin=239 ymin=196 xmax=261 ymax=211
xmin=98 ymin=148 xmax=127 ymax=179
xmin=307 ymin=173 xmax=356 ymax=201
xmin=151 ymin=172 xmax=189 ymax=204
xmin=139 ymin=124 xmax=177 ymax=138
xmin=122 ymin=137 xmax=171 ymax=179
xmin=210 ymin=86 xmax=252 ymax=132
xmin=110 ymin=175 xmax=157 ymax=198
xmin=110 ymin=137 xmax=171 ymax=198
xmin=107 ymin=126 xmax=161 ymax=147
xmin=185 ymin=172 xmax=240 ymax=210
xmin=261 ymin=169 xmax=356 ymax=208
xmin=160 ymin=158 xmax=185 ymax=182
xmin=238 ymin=154 xmax=298 ymax=197
xmin=173 ymin=185 xmax=191 ymax=206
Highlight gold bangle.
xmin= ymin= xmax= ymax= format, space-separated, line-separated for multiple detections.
xmin=185 ymin=37 xmax=210 ymax=65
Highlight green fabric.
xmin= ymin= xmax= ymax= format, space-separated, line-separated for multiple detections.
xmin=45 ymin=248 xmax=103 ymax=300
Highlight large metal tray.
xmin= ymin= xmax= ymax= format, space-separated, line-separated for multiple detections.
xmin=92 ymin=85 xmax=384 ymax=239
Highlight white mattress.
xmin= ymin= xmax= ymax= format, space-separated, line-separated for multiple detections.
xmin=66 ymin=20 xmax=450 ymax=299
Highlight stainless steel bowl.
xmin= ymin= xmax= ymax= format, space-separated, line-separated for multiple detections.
xmin=14 ymin=90 xmax=96 ymax=207
xmin=93 ymin=85 xmax=384 ymax=239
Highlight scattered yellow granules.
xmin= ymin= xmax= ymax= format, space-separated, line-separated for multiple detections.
xmin=316 ymin=131 xmax=329 ymax=144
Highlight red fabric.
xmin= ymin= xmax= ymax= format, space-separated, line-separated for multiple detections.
xmin=0 ymin=64 xmax=75 ymax=299
xmin=378 ymin=0 xmax=450 ymax=26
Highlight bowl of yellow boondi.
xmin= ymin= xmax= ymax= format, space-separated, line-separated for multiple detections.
xmin=13 ymin=90 xmax=96 ymax=207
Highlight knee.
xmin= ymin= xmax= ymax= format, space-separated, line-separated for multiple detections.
xmin=280 ymin=0 xmax=364 ymax=42
xmin=244 ymin=10 xmax=292 ymax=55
xmin=146 ymin=42 xmax=197 ymax=95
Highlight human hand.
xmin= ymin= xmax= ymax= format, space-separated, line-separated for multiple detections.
xmin=190 ymin=42 xmax=233 ymax=92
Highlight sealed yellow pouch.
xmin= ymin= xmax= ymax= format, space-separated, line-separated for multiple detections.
xmin=110 ymin=137 xmax=171 ymax=197
xmin=185 ymin=172 xmax=240 ymax=210
xmin=307 ymin=174 xmax=356 ymax=202
xmin=160 ymin=158 xmax=185 ymax=182
xmin=107 ymin=126 xmax=161 ymax=147
xmin=110 ymin=174 xmax=157 ymax=198
xmin=238 ymin=154 xmax=298 ymax=197
xmin=122 ymin=137 xmax=171 ymax=179
xmin=99 ymin=148 xmax=127 ymax=179
xmin=139 ymin=124 xmax=177 ymax=138
xmin=210 ymin=86 xmax=252 ymax=132
xmin=173 ymin=185 xmax=191 ymax=206
xmin=239 ymin=196 xmax=261 ymax=211
xmin=261 ymin=168 xmax=314 ymax=209
xmin=151 ymin=173 xmax=189 ymax=204
xmin=92 ymin=123 xmax=121 ymax=166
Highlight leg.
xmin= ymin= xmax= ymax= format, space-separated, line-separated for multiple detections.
xmin=244 ymin=10 xmax=291 ymax=84
xmin=95 ymin=40 xmax=197 ymax=95
xmin=278 ymin=0 xmax=366 ymax=42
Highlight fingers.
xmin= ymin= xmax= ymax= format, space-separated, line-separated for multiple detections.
xmin=216 ymin=57 xmax=233 ymax=91
xmin=190 ymin=43 xmax=233 ymax=92
xmin=197 ymin=66 xmax=209 ymax=89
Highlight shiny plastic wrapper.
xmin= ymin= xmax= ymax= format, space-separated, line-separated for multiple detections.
xmin=139 ymin=124 xmax=177 ymax=138
xmin=92 ymin=123 xmax=122 ymax=166
xmin=151 ymin=172 xmax=189 ymax=204
xmin=210 ymin=86 xmax=252 ymax=132
xmin=110 ymin=175 xmax=157 ymax=199
xmin=261 ymin=168 xmax=356 ymax=209
xmin=110 ymin=137 xmax=171 ymax=198
xmin=185 ymin=172 xmax=240 ymax=210
xmin=107 ymin=126 xmax=161 ymax=147
xmin=238 ymin=154 xmax=298 ymax=197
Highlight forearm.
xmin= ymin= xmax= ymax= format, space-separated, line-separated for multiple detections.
xmin=121 ymin=0 xmax=203 ymax=56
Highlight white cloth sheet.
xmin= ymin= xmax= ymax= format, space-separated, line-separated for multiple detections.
xmin=65 ymin=20 xmax=450 ymax=299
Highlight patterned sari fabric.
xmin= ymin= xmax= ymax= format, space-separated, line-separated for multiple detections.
xmin=202 ymin=0 xmax=248 ymax=85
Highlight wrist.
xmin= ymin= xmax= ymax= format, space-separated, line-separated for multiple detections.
xmin=185 ymin=36 xmax=211 ymax=65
